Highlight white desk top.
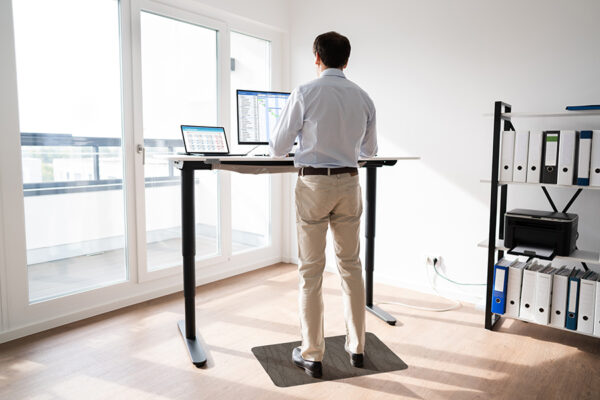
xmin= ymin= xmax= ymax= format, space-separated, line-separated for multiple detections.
xmin=165 ymin=155 xmax=420 ymax=162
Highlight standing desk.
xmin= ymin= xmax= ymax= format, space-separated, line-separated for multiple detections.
xmin=169 ymin=155 xmax=419 ymax=367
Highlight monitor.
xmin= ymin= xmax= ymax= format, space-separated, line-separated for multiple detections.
xmin=236 ymin=89 xmax=290 ymax=144
xmin=180 ymin=125 xmax=230 ymax=155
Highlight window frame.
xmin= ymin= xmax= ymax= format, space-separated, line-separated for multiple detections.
xmin=229 ymin=30 xmax=273 ymax=255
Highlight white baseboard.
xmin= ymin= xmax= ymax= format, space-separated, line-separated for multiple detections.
xmin=195 ymin=255 xmax=282 ymax=287
xmin=372 ymin=272 xmax=484 ymax=306
xmin=324 ymin=264 xmax=484 ymax=306
xmin=281 ymin=255 xmax=298 ymax=264
xmin=0 ymin=284 xmax=181 ymax=344
xmin=0 ymin=256 xmax=282 ymax=344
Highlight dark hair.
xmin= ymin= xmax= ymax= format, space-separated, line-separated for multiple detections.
xmin=312 ymin=31 xmax=351 ymax=69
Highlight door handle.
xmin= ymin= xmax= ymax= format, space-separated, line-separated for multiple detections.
xmin=137 ymin=144 xmax=145 ymax=165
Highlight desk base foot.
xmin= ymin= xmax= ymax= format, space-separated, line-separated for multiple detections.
xmin=367 ymin=305 xmax=397 ymax=325
xmin=178 ymin=320 xmax=207 ymax=368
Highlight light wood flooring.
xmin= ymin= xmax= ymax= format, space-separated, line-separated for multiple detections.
xmin=1 ymin=263 xmax=599 ymax=399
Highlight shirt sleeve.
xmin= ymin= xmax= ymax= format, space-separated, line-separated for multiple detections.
xmin=269 ymin=89 xmax=304 ymax=157
xmin=360 ymin=104 xmax=378 ymax=158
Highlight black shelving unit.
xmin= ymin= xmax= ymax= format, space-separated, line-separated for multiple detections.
xmin=485 ymin=101 xmax=511 ymax=330
xmin=484 ymin=101 xmax=600 ymax=332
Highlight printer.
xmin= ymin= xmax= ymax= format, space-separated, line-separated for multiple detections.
xmin=504 ymin=209 xmax=578 ymax=259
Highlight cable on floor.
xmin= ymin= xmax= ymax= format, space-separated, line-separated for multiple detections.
xmin=375 ymin=257 xmax=468 ymax=313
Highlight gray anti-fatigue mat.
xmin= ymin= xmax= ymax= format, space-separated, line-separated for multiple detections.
xmin=251 ymin=332 xmax=408 ymax=387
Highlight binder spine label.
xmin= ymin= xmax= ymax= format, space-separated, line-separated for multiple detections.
xmin=545 ymin=135 xmax=558 ymax=166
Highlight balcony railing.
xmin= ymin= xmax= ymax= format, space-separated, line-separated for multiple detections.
xmin=21 ymin=132 xmax=182 ymax=196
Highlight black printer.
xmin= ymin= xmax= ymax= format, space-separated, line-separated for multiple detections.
xmin=504 ymin=209 xmax=578 ymax=259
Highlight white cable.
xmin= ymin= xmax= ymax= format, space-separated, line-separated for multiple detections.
xmin=377 ymin=300 xmax=460 ymax=312
xmin=244 ymin=144 xmax=260 ymax=155
xmin=375 ymin=258 xmax=462 ymax=313
xmin=429 ymin=258 xmax=486 ymax=305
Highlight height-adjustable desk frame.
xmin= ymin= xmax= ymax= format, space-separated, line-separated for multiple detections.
xmin=169 ymin=156 xmax=418 ymax=367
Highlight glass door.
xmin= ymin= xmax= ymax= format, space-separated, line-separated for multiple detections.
xmin=135 ymin=6 xmax=223 ymax=276
xmin=1 ymin=0 xmax=285 ymax=332
xmin=12 ymin=0 xmax=127 ymax=302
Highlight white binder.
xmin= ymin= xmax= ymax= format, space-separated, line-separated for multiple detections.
xmin=512 ymin=131 xmax=529 ymax=182
xmin=557 ymin=130 xmax=576 ymax=185
xmin=594 ymin=280 xmax=600 ymax=337
xmin=520 ymin=263 xmax=543 ymax=321
xmin=577 ymin=272 xmax=597 ymax=335
xmin=550 ymin=267 xmax=571 ymax=328
xmin=527 ymin=130 xmax=543 ymax=183
xmin=590 ymin=130 xmax=600 ymax=187
xmin=505 ymin=261 xmax=526 ymax=318
xmin=576 ymin=131 xmax=593 ymax=186
xmin=500 ymin=130 xmax=515 ymax=182
xmin=533 ymin=266 xmax=555 ymax=325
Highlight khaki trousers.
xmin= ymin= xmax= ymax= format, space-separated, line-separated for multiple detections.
xmin=295 ymin=172 xmax=365 ymax=362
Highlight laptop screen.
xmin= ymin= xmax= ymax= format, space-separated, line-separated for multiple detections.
xmin=181 ymin=125 xmax=229 ymax=154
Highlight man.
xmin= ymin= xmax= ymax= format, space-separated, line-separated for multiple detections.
xmin=270 ymin=31 xmax=377 ymax=378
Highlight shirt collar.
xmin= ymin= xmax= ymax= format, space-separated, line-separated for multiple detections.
xmin=320 ymin=68 xmax=346 ymax=78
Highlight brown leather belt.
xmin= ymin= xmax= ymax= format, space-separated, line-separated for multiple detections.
xmin=298 ymin=167 xmax=358 ymax=176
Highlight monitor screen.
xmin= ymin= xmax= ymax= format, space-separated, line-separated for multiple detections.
xmin=181 ymin=125 xmax=229 ymax=154
xmin=237 ymin=90 xmax=290 ymax=144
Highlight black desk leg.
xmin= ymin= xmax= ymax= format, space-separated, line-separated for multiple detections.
xmin=365 ymin=166 xmax=397 ymax=325
xmin=178 ymin=166 xmax=207 ymax=367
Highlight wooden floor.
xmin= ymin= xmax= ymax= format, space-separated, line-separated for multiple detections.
xmin=1 ymin=263 xmax=599 ymax=399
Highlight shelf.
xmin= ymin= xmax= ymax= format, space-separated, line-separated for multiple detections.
xmin=496 ymin=314 xmax=600 ymax=339
xmin=479 ymin=179 xmax=600 ymax=191
xmin=484 ymin=111 xmax=600 ymax=118
xmin=478 ymin=239 xmax=600 ymax=264
xmin=503 ymin=111 xmax=600 ymax=118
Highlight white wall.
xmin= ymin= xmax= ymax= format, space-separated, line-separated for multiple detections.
xmin=289 ymin=0 xmax=600 ymax=301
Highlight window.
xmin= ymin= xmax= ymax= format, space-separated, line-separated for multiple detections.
xmin=230 ymin=32 xmax=272 ymax=253
xmin=12 ymin=0 xmax=127 ymax=302
xmin=2 ymin=0 xmax=286 ymax=335
xmin=140 ymin=11 xmax=219 ymax=271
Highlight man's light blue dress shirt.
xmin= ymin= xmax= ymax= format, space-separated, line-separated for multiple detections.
xmin=269 ymin=68 xmax=377 ymax=168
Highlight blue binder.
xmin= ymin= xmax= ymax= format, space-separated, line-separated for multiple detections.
xmin=565 ymin=270 xmax=583 ymax=330
xmin=491 ymin=259 xmax=510 ymax=314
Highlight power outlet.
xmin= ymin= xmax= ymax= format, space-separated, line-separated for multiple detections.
xmin=426 ymin=256 xmax=441 ymax=266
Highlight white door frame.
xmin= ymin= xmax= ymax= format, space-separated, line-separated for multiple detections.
xmin=131 ymin=0 xmax=230 ymax=283
xmin=0 ymin=0 xmax=22 ymax=332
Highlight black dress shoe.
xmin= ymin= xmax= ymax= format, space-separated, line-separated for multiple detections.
xmin=348 ymin=351 xmax=364 ymax=368
xmin=292 ymin=347 xmax=322 ymax=378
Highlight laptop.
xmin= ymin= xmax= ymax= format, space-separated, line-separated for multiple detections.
xmin=180 ymin=125 xmax=247 ymax=156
